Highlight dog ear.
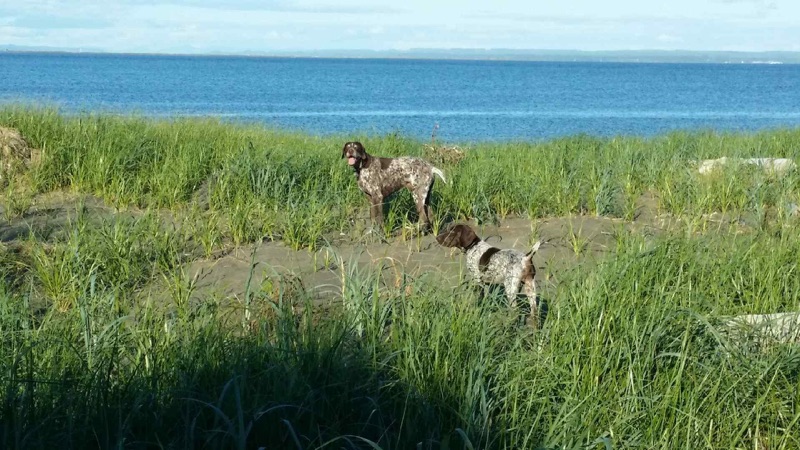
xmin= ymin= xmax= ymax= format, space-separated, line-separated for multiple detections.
xmin=341 ymin=142 xmax=349 ymax=159
xmin=458 ymin=225 xmax=479 ymax=249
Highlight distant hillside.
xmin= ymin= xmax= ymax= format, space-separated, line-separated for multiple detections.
xmin=4 ymin=45 xmax=800 ymax=64
xmin=2 ymin=44 xmax=105 ymax=53
xmin=264 ymin=49 xmax=800 ymax=64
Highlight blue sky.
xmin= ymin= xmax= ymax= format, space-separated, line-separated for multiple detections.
xmin=1 ymin=0 xmax=798 ymax=54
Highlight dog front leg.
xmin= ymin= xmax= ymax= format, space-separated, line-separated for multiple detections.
xmin=473 ymin=283 xmax=486 ymax=302
xmin=370 ymin=194 xmax=384 ymax=230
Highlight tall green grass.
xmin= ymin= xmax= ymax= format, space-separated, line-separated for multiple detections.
xmin=3 ymin=106 xmax=800 ymax=448
xmin=4 ymin=107 xmax=800 ymax=248
xmin=2 ymin=220 xmax=800 ymax=448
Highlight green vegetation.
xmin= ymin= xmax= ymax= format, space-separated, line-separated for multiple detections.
xmin=2 ymin=106 xmax=800 ymax=449
xmin=4 ymin=106 xmax=800 ymax=246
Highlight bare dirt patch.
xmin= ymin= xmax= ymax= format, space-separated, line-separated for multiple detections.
xmin=0 ymin=191 xmax=120 ymax=243
xmin=184 ymin=214 xmax=650 ymax=307
xmin=2 ymin=188 xmax=760 ymax=315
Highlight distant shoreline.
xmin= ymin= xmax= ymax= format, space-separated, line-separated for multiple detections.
xmin=3 ymin=48 xmax=800 ymax=64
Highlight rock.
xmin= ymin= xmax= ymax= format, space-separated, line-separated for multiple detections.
xmin=696 ymin=157 xmax=797 ymax=176
xmin=722 ymin=312 xmax=800 ymax=344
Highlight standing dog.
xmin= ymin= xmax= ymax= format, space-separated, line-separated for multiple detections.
xmin=342 ymin=141 xmax=446 ymax=231
xmin=436 ymin=223 xmax=541 ymax=326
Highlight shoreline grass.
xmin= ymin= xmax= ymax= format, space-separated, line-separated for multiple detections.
xmin=2 ymin=106 xmax=800 ymax=448
xmin=4 ymin=106 xmax=800 ymax=248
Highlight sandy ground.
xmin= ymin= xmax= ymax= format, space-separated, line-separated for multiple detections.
xmin=185 ymin=215 xmax=628 ymax=302
xmin=0 ymin=191 xmax=674 ymax=306
xmin=183 ymin=191 xmax=671 ymax=305
xmin=10 ymin=190 xmax=800 ymax=341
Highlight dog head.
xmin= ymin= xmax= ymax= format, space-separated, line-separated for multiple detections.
xmin=436 ymin=223 xmax=480 ymax=251
xmin=341 ymin=141 xmax=368 ymax=168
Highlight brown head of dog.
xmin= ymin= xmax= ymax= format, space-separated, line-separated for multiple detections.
xmin=341 ymin=141 xmax=369 ymax=171
xmin=436 ymin=223 xmax=481 ymax=251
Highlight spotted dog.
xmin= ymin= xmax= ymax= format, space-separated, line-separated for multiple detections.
xmin=342 ymin=141 xmax=446 ymax=232
xmin=436 ymin=223 xmax=542 ymax=326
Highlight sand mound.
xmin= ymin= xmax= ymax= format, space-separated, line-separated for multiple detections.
xmin=0 ymin=126 xmax=40 ymax=187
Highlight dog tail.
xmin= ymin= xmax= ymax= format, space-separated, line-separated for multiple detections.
xmin=432 ymin=166 xmax=447 ymax=184
xmin=526 ymin=240 xmax=542 ymax=257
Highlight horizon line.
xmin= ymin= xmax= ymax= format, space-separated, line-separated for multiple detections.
xmin=4 ymin=47 xmax=800 ymax=64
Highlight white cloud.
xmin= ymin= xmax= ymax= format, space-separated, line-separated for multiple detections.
xmin=0 ymin=0 xmax=798 ymax=53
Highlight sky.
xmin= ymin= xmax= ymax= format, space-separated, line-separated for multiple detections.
xmin=1 ymin=0 xmax=798 ymax=54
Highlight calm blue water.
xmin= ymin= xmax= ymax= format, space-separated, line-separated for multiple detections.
xmin=2 ymin=52 xmax=799 ymax=142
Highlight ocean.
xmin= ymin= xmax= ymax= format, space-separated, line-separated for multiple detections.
xmin=2 ymin=52 xmax=799 ymax=142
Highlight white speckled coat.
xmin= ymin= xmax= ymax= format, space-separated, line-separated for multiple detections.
xmin=436 ymin=223 xmax=541 ymax=326
xmin=342 ymin=141 xmax=446 ymax=229
xmin=465 ymin=240 xmax=534 ymax=301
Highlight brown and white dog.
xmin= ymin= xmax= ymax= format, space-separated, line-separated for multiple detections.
xmin=436 ymin=223 xmax=541 ymax=326
xmin=342 ymin=141 xmax=446 ymax=231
